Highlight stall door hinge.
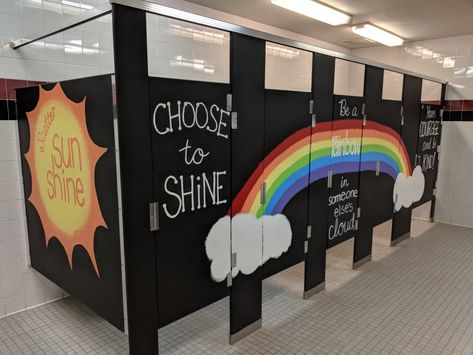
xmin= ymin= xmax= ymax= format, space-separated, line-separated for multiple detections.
xmin=440 ymin=109 xmax=444 ymax=124
xmin=376 ymin=161 xmax=380 ymax=176
xmin=311 ymin=114 xmax=317 ymax=127
xmin=362 ymin=103 xmax=367 ymax=126
xmin=226 ymin=273 xmax=232 ymax=287
xmin=309 ymin=100 xmax=314 ymax=114
xmin=149 ymin=202 xmax=159 ymax=231
xmin=231 ymin=252 xmax=237 ymax=268
xmin=327 ymin=170 xmax=333 ymax=188
xmin=226 ymin=93 xmax=232 ymax=111
xmin=231 ymin=112 xmax=238 ymax=129
xmin=260 ymin=182 xmax=267 ymax=205
xmin=400 ymin=106 xmax=405 ymax=126
xmin=357 ymin=207 xmax=361 ymax=218
xmin=433 ymin=188 xmax=438 ymax=196
xmin=304 ymin=240 xmax=309 ymax=254
xmin=307 ymin=225 xmax=312 ymax=239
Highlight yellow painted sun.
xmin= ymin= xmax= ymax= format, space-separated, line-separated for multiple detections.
xmin=25 ymin=84 xmax=107 ymax=276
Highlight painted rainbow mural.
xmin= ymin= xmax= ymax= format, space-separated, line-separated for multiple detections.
xmin=230 ymin=119 xmax=411 ymax=218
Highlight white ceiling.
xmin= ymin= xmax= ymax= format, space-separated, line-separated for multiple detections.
xmin=184 ymin=0 xmax=473 ymax=49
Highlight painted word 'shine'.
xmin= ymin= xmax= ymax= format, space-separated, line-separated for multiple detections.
xmin=153 ymin=101 xmax=230 ymax=139
xmin=163 ymin=171 xmax=227 ymax=219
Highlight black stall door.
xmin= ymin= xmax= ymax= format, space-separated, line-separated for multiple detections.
xmin=327 ymin=95 xmax=364 ymax=248
xmin=149 ymin=77 xmax=232 ymax=327
xmin=262 ymin=89 xmax=312 ymax=278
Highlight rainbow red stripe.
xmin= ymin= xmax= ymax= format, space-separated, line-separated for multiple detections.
xmin=231 ymin=119 xmax=411 ymax=217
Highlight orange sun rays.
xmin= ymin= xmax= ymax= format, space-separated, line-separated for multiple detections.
xmin=25 ymin=84 xmax=107 ymax=276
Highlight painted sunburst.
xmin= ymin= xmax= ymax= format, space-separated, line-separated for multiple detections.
xmin=25 ymin=83 xmax=107 ymax=276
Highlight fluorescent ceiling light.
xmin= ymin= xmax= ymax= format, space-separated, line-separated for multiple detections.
xmin=352 ymin=23 xmax=404 ymax=47
xmin=271 ymin=0 xmax=351 ymax=26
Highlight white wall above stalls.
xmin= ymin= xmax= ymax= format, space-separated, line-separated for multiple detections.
xmin=0 ymin=1 xmax=113 ymax=82
xmin=146 ymin=13 xmax=230 ymax=83
xmin=265 ymin=42 xmax=312 ymax=92
xmin=0 ymin=121 xmax=66 ymax=318
xmin=435 ymin=122 xmax=473 ymax=227
xmin=352 ymin=33 xmax=473 ymax=101
xmin=382 ymin=70 xmax=403 ymax=101
xmin=333 ymin=59 xmax=365 ymax=97
xmin=145 ymin=0 xmax=350 ymax=55
xmin=421 ymin=79 xmax=443 ymax=103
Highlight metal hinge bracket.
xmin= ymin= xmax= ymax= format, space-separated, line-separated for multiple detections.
xmin=307 ymin=225 xmax=312 ymax=239
xmin=304 ymin=240 xmax=308 ymax=254
xmin=260 ymin=182 xmax=266 ymax=205
xmin=327 ymin=170 xmax=333 ymax=188
xmin=231 ymin=112 xmax=238 ymax=129
xmin=400 ymin=105 xmax=405 ymax=126
xmin=231 ymin=252 xmax=237 ymax=268
xmin=309 ymin=99 xmax=314 ymax=114
xmin=226 ymin=93 xmax=232 ymax=111
xmin=376 ymin=161 xmax=380 ymax=176
xmin=149 ymin=202 xmax=159 ymax=231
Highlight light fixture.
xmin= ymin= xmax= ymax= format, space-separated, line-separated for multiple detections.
xmin=352 ymin=23 xmax=404 ymax=47
xmin=271 ymin=0 xmax=351 ymax=26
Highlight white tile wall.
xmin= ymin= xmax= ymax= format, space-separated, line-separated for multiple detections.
xmin=265 ymin=42 xmax=312 ymax=92
xmin=333 ymin=59 xmax=365 ymax=97
xmin=0 ymin=121 xmax=66 ymax=318
xmin=0 ymin=0 xmax=113 ymax=82
xmin=435 ymin=122 xmax=473 ymax=227
xmin=352 ymin=34 xmax=473 ymax=101
xmin=146 ymin=13 xmax=230 ymax=83
xmin=382 ymin=70 xmax=403 ymax=101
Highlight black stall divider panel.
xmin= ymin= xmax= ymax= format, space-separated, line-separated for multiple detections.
xmin=149 ymin=77 xmax=232 ymax=327
xmin=414 ymin=104 xmax=442 ymax=206
xmin=327 ymin=95 xmax=364 ymax=248
xmin=16 ymin=75 xmax=124 ymax=330
xmin=262 ymin=90 xmax=312 ymax=278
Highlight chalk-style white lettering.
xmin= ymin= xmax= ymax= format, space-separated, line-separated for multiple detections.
xmin=162 ymin=175 xmax=182 ymax=219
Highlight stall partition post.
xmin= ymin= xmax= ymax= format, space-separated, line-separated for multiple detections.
xmin=391 ymin=75 xmax=423 ymax=245
xmin=229 ymin=33 xmax=265 ymax=344
xmin=304 ymin=53 xmax=335 ymax=298
xmin=112 ymin=4 xmax=159 ymax=354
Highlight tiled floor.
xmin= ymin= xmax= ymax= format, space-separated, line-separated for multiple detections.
xmin=0 ymin=297 xmax=128 ymax=354
xmin=4 ymin=219 xmax=473 ymax=354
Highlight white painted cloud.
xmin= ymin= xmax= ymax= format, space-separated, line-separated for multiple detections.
xmin=393 ymin=165 xmax=425 ymax=211
xmin=205 ymin=213 xmax=292 ymax=282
